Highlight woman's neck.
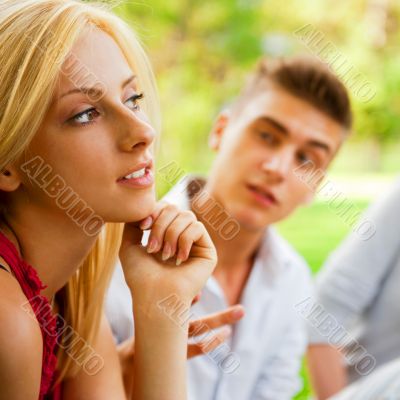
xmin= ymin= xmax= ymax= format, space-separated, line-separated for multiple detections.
xmin=1 ymin=203 xmax=99 ymax=299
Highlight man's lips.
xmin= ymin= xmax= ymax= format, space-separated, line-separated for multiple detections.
xmin=246 ymin=183 xmax=279 ymax=206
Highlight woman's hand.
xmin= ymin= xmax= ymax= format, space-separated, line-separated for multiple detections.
xmin=118 ymin=202 xmax=219 ymax=400
xmin=119 ymin=202 xmax=218 ymax=304
xmin=117 ymin=305 xmax=245 ymax=398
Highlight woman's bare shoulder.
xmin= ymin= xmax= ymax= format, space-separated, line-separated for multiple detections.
xmin=0 ymin=255 xmax=36 ymax=311
xmin=0 ymin=257 xmax=43 ymax=400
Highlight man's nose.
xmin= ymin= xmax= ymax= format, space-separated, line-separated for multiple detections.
xmin=260 ymin=149 xmax=293 ymax=182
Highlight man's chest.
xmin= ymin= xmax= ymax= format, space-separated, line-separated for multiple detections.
xmin=213 ymin=265 xmax=253 ymax=306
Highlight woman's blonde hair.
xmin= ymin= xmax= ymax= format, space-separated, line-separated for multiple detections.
xmin=0 ymin=0 xmax=159 ymax=382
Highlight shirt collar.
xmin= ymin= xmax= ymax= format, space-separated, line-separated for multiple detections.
xmin=256 ymin=227 xmax=293 ymax=285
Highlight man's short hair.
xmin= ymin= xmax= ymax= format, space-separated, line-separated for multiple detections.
xmin=234 ymin=55 xmax=352 ymax=130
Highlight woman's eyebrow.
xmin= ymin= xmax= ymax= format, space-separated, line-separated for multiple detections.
xmin=58 ymin=74 xmax=136 ymax=100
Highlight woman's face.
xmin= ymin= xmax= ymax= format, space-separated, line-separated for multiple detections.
xmin=18 ymin=28 xmax=157 ymax=224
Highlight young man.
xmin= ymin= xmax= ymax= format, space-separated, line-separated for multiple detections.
xmin=307 ymin=177 xmax=400 ymax=399
xmin=106 ymin=55 xmax=352 ymax=399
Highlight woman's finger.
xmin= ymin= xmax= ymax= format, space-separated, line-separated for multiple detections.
xmin=188 ymin=305 xmax=245 ymax=337
xmin=146 ymin=204 xmax=180 ymax=254
xmin=162 ymin=210 xmax=197 ymax=260
xmin=138 ymin=201 xmax=168 ymax=230
xmin=175 ymin=221 xmax=212 ymax=265
xmin=187 ymin=326 xmax=231 ymax=358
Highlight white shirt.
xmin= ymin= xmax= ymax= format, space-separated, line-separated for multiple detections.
xmin=105 ymin=176 xmax=313 ymax=400
xmin=308 ymin=177 xmax=400 ymax=383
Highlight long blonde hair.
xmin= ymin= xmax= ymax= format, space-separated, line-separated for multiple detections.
xmin=0 ymin=0 xmax=159 ymax=382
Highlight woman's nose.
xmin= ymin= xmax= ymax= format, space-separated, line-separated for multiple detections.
xmin=116 ymin=109 xmax=156 ymax=152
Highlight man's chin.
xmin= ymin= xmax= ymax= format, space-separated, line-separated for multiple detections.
xmin=231 ymin=208 xmax=274 ymax=231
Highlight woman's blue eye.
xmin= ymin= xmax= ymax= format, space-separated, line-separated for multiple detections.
xmin=125 ymin=92 xmax=144 ymax=111
xmin=70 ymin=92 xmax=144 ymax=126
xmin=73 ymin=108 xmax=99 ymax=126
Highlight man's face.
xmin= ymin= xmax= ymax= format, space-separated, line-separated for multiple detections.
xmin=207 ymin=84 xmax=347 ymax=230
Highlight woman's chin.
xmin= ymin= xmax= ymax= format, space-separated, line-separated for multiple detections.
xmin=99 ymin=198 xmax=157 ymax=223
xmin=124 ymin=201 xmax=157 ymax=223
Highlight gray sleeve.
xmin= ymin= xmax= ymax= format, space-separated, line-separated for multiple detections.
xmin=329 ymin=359 xmax=400 ymax=400
xmin=308 ymin=177 xmax=400 ymax=344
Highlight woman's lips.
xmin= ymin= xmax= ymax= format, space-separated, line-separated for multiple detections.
xmin=117 ymin=167 xmax=154 ymax=188
xmin=118 ymin=159 xmax=153 ymax=181
xmin=246 ymin=184 xmax=278 ymax=207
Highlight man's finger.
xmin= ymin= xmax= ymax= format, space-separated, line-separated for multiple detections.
xmin=187 ymin=326 xmax=231 ymax=358
xmin=191 ymin=292 xmax=202 ymax=305
xmin=188 ymin=305 xmax=245 ymax=336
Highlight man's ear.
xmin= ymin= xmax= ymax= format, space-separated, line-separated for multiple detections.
xmin=0 ymin=166 xmax=21 ymax=192
xmin=209 ymin=111 xmax=230 ymax=151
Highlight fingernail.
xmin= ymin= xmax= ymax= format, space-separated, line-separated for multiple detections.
xmin=140 ymin=216 xmax=153 ymax=230
xmin=232 ymin=308 xmax=244 ymax=319
xmin=147 ymin=238 xmax=158 ymax=253
xmin=220 ymin=326 xmax=232 ymax=337
xmin=162 ymin=243 xmax=171 ymax=260
xmin=175 ymin=250 xmax=184 ymax=266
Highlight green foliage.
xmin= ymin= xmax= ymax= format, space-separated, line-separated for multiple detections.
xmin=111 ymin=0 xmax=400 ymax=183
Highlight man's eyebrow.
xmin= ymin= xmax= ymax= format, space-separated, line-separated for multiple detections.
xmin=259 ymin=116 xmax=289 ymax=135
xmin=59 ymin=74 xmax=136 ymax=100
xmin=307 ymin=140 xmax=331 ymax=154
xmin=258 ymin=115 xmax=332 ymax=154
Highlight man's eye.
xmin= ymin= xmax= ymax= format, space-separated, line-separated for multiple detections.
xmin=297 ymin=152 xmax=311 ymax=164
xmin=125 ymin=92 xmax=144 ymax=111
xmin=259 ymin=131 xmax=275 ymax=143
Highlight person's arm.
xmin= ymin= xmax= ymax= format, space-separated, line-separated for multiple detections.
xmin=132 ymin=295 xmax=190 ymax=400
xmin=117 ymin=306 xmax=244 ymax=396
xmin=307 ymin=179 xmax=400 ymax=398
xmin=63 ymin=203 xmax=217 ymax=400
xmin=120 ymin=204 xmax=217 ymax=400
xmin=62 ymin=314 xmax=127 ymax=400
xmin=307 ymin=345 xmax=347 ymax=399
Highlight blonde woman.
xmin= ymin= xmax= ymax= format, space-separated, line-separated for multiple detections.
xmin=0 ymin=1 xmax=229 ymax=399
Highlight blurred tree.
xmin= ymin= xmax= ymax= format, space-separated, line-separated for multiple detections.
xmin=106 ymin=1 xmax=400 ymax=397
xmin=111 ymin=0 xmax=400 ymax=178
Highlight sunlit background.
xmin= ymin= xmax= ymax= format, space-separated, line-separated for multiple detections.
xmin=111 ymin=1 xmax=400 ymax=398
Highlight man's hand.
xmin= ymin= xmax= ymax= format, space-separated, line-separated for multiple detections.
xmin=118 ymin=304 xmax=245 ymax=397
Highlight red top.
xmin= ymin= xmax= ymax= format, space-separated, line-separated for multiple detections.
xmin=0 ymin=230 xmax=61 ymax=399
